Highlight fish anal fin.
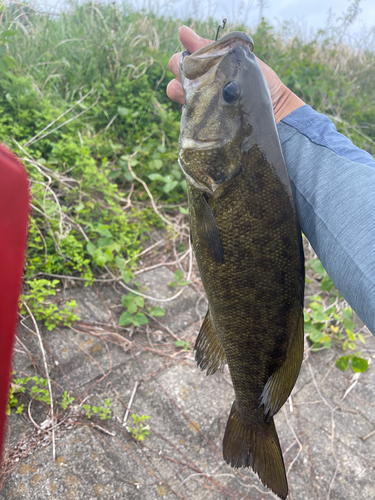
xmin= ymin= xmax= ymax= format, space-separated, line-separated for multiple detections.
xmin=195 ymin=310 xmax=226 ymax=375
xmin=260 ymin=308 xmax=304 ymax=419
xmin=223 ymin=401 xmax=288 ymax=500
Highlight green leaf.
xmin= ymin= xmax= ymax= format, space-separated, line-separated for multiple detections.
xmin=163 ymin=180 xmax=178 ymax=193
xmin=310 ymin=259 xmax=325 ymax=276
xmin=310 ymin=331 xmax=323 ymax=343
xmin=121 ymin=270 xmax=133 ymax=283
xmin=1 ymin=30 xmax=18 ymax=37
xmin=304 ymin=320 xmax=314 ymax=333
xmin=86 ymin=242 xmax=96 ymax=256
xmin=1 ymin=55 xmax=16 ymax=69
xmin=148 ymin=306 xmax=165 ymax=317
xmin=148 ymin=173 xmax=164 ymax=181
xmin=312 ymin=311 xmax=329 ymax=322
xmin=351 ymin=356 xmax=368 ymax=373
xmin=117 ymin=106 xmax=130 ymax=116
xmin=346 ymin=330 xmax=356 ymax=341
xmin=357 ymin=333 xmax=366 ymax=344
xmin=179 ymin=207 xmax=189 ymax=214
xmin=115 ymin=257 xmax=126 ymax=269
xmin=152 ymin=159 xmax=163 ymax=169
xmin=127 ymin=302 xmax=138 ymax=314
xmin=325 ymin=306 xmax=335 ymax=316
xmin=134 ymin=296 xmax=144 ymax=308
xmin=344 ymin=320 xmax=354 ymax=331
xmin=343 ymin=308 xmax=353 ymax=320
xmin=119 ymin=311 xmax=133 ymax=326
xmin=133 ymin=313 xmax=148 ymax=326
xmin=336 ymin=356 xmax=349 ymax=371
xmin=123 ymin=293 xmax=136 ymax=308
xmin=16 ymin=404 xmax=24 ymax=415
xmin=97 ymin=237 xmax=114 ymax=247
xmin=174 ymin=270 xmax=183 ymax=282
xmin=309 ymin=301 xmax=323 ymax=311
xmin=97 ymin=228 xmax=112 ymax=237
xmin=178 ymin=243 xmax=187 ymax=253
xmin=320 ymin=275 xmax=334 ymax=291
xmin=175 ymin=340 xmax=190 ymax=349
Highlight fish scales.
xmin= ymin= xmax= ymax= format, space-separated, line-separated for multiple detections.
xmin=179 ymin=31 xmax=304 ymax=500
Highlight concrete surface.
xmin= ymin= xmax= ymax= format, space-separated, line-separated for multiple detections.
xmin=1 ymin=266 xmax=375 ymax=499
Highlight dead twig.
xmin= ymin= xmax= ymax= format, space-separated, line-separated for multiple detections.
xmin=22 ymin=303 xmax=56 ymax=461
xmin=123 ymin=381 xmax=139 ymax=426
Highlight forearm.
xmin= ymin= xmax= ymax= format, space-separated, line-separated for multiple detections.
xmin=278 ymin=105 xmax=375 ymax=334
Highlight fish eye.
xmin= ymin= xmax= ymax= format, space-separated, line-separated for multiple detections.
xmin=222 ymin=81 xmax=240 ymax=103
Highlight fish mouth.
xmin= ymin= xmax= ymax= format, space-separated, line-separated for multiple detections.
xmin=180 ymin=31 xmax=254 ymax=80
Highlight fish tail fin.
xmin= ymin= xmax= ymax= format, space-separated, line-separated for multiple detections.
xmin=223 ymin=401 xmax=288 ymax=500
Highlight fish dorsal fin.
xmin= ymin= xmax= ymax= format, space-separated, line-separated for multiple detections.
xmin=260 ymin=308 xmax=304 ymax=419
xmin=195 ymin=309 xmax=226 ymax=375
xmin=196 ymin=194 xmax=224 ymax=264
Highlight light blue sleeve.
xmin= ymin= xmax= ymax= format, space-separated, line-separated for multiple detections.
xmin=277 ymin=105 xmax=375 ymax=335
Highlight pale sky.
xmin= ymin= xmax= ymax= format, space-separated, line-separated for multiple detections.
xmin=42 ymin=0 xmax=375 ymax=45
xmin=141 ymin=0 xmax=375 ymax=44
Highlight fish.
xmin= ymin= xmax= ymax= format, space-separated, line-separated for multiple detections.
xmin=178 ymin=31 xmax=305 ymax=499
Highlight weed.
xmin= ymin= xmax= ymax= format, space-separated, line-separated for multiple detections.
xmin=174 ymin=340 xmax=190 ymax=350
xmin=304 ymin=256 xmax=368 ymax=372
xmin=20 ymin=279 xmax=80 ymax=331
xmin=128 ymin=414 xmax=150 ymax=441
xmin=6 ymin=374 xmax=55 ymax=414
xmin=119 ymin=292 xmax=165 ymax=327
xmin=59 ymin=391 xmax=75 ymax=411
xmin=83 ymin=398 xmax=112 ymax=420
xmin=169 ymin=270 xmax=190 ymax=288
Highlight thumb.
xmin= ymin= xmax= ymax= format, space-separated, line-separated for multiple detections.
xmin=179 ymin=25 xmax=212 ymax=53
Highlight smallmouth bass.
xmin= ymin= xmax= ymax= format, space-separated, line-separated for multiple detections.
xmin=178 ymin=32 xmax=305 ymax=499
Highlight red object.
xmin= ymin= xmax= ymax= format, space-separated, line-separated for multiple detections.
xmin=0 ymin=145 xmax=29 ymax=461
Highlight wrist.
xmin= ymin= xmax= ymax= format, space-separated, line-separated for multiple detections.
xmin=273 ymin=85 xmax=305 ymax=123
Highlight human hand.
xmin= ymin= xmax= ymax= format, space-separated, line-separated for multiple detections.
xmin=167 ymin=26 xmax=305 ymax=123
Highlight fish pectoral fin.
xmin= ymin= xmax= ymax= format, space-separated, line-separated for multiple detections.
xmin=223 ymin=401 xmax=288 ymax=500
xmin=260 ymin=308 xmax=304 ymax=419
xmin=195 ymin=309 xmax=226 ymax=375
xmin=196 ymin=193 xmax=224 ymax=264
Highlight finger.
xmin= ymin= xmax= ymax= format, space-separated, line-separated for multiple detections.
xmin=169 ymin=52 xmax=181 ymax=79
xmin=166 ymin=79 xmax=185 ymax=105
xmin=179 ymin=25 xmax=212 ymax=54
xmin=168 ymin=27 xmax=212 ymax=81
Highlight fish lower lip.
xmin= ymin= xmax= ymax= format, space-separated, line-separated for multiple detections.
xmin=180 ymin=138 xmax=220 ymax=149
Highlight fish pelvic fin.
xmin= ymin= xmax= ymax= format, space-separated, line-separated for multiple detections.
xmin=260 ymin=308 xmax=304 ymax=419
xmin=195 ymin=309 xmax=226 ymax=375
xmin=223 ymin=401 xmax=288 ymax=500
